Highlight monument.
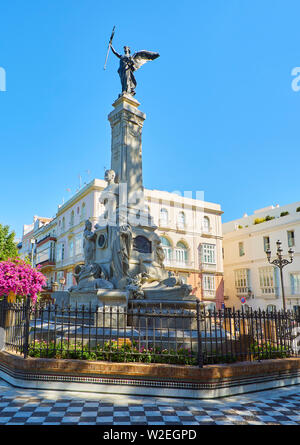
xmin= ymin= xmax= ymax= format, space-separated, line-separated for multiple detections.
xmin=69 ymin=34 xmax=194 ymax=314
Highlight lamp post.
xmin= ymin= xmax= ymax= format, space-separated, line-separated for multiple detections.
xmin=30 ymin=239 xmax=35 ymax=268
xmin=266 ymin=240 xmax=294 ymax=312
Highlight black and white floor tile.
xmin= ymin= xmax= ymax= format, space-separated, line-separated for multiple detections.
xmin=0 ymin=379 xmax=299 ymax=425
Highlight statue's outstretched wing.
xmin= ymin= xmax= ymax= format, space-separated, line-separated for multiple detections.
xmin=133 ymin=50 xmax=160 ymax=71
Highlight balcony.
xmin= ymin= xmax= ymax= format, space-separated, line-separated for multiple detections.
xmin=235 ymin=286 xmax=250 ymax=296
xmin=260 ymin=287 xmax=279 ymax=299
xmin=200 ymin=262 xmax=217 ymax=273
xmin=176 ymin=222 xmax=187 ymax=232
xmin=163 ymin=258 xmax=193 ymax=269
xmin=202 ymin=289 xmax=216 ymax=301
xmin=158 ymin=218 xmax=170 ymax=229
xmin=36 ymin=235 xmax=57 ymax=247
xmin=201 ymin=226 xmax=212 ymax=235
xmin=36 ymin=259 xmax=56 ymax=268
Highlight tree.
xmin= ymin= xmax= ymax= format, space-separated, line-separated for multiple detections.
xmin=0 ymin=258 xmax=46 ymax=302
xmin=0 ymin=224 xmax=19 ymax=261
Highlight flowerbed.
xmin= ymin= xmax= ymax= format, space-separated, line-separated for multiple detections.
xmin=249 ymin=341 xmax=291 ymax=360
xmin=28 ymin=339 xmax=198 ymax=365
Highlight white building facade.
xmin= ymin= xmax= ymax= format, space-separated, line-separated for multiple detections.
xmin=223 ymin=202 xmax=300 ymax=311
xmin=20 ymin=179 xmax=224 ymax=308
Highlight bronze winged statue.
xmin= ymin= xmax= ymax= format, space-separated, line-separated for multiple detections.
xmin=110 ymin=45 xmax=160 ymax=96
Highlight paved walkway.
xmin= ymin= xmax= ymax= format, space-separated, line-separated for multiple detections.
xmin=0 ymin=379 xmax=299 ymax=425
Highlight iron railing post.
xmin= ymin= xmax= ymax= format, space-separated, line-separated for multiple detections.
xmin=23 ymin=295 xmax=31 ymax=359
xmin=196 ymin=300 xmax=203 ymax=368
xmin=0 ymin=297 xmax=7 ymax=351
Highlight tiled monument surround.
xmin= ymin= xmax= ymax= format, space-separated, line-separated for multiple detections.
xmin=1 ymin=352 xmax=300 ymax=399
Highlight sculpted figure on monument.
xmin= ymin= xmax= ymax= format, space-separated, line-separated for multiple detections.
xmin=153 ymin=235 xmax=165 ymax=268
xmin=83 ymin=220 xmax=96 ymax=265
xmin=111 ymin=223 xmax=132 ymax=286
xmin=110 ymin=45 xmax=160 ymax=96
xmin=98 ymin=169 xmax=119 ymax=225
xmin=105 ymin=168 xmax=117 ymax=185
xmin=69 ymin=262 xmax=114 ymax=292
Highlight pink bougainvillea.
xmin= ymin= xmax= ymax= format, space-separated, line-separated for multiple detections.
xmin=0 ymin=258 xmax=47 ymax=303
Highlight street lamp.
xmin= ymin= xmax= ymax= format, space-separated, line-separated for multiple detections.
xmin=266 ymin=240 xmax=294 ymax=312
xmin=30 ymin=239 xmax=35 ymax=267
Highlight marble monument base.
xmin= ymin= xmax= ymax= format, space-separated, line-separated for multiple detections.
xmin=70 ymin=289 xmax=129 ymax=328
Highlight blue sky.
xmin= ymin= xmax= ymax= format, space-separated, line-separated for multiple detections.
xmin=1 ymin=0 xmax=300 ymax=239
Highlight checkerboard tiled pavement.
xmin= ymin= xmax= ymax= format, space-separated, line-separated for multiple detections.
xmin=0 ymin=379 xmax=300 ymax=425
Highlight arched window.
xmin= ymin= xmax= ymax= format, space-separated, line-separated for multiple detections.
xmin=175 ymin=241 xmax=188 ymax=265
xmin=81 ymin=202 xmax=86 ymax=220
xmin=177 ymin=211 xmax=185 ymax=229
xmin=203 ymin=216 xmax=210 ymax=233
xmin=160 ymin=208 xmax=168 ymax=226
xmin=160 ymin=236 xmax=172 ymax=263
xmin=146 ymin=205 xmax=152 ymax=225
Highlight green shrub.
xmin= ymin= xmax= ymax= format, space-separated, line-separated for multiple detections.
xmin=297 ymin=207 xmax=300 ymax=212
xmin=254 ymin=217 xmax=265 ymax=225
xmin=280 ymin=211 xmax=289 ymax=217
xmin=249 ymin=341 xmax=291 ymax=360
xmin=254 ymin=215 xmax=275 ymax=225
xmin=28 ymin=339 xmax=198 ymax=366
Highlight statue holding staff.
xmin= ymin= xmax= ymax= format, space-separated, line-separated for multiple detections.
xmin=104 ymin=27 xmax=160 ymax=96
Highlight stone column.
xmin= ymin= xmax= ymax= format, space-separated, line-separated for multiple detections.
xmin=108 ymin=93 xmax=146 ymax=223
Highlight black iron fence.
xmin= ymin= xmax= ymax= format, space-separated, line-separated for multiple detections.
xmin=1 ymin=297 xmax=300 ymax=367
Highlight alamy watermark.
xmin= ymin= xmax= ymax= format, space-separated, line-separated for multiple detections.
xmin=0 ymin=67 xmax=6 ymax=92
xmin=291 ymin=67 xmax=300 ymax=92
xmin=96 ymin=182 xmax=205 ymax=230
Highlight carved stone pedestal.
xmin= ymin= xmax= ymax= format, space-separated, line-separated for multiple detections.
xmin=96 ymin=289 xmax=128 ymax=328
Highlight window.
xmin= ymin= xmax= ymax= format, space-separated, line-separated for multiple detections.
xmin=81 ymin=203 xmax=86 ymax=220
xmin=201 ymin=244 xmax=216 ymax=264
xmin=203 ymin=274 xmax=215 ymax=291
xmin=234 ymin=269 xmax=250 ymax=294
xmin=74 ymin=234 xmax=83 ymax=255
xmin=160 ymin=236 xmax=172 ymax=262
xmin=145 ymin=205 xmax=152 ymax=225
xmin=263 ymin=236 xmax=270 ymax=252
xmin=238 ymin=242 xmax=245 ymax=256
xmin=259 ymin=266 xmax=277 ymax=295
xmin=159 ymin=208 xmax=168 ymax=226
xmin=267 ymin=304 xmax=276 ymax=313
xmin=203 ymin=216 xmax=210 ymax=233
xmin=70 ymin=210 xmax=74 ymax=226
xmin=288 ymin=230 xmax=295 ymax=247
xmin=49 ymin=241 xmax=55 ymax=262
xmin=56 ymin=244 xmax=65 ymax=262
xmin=69 ymin=240 xmax=74 ymax=258
xmin=174 ymin=241 xmax=188 ymax=265
xmin=177 ymin=211 xmax=185 ymax=229
xmin=36 ymin=244 xmax=50 ymax=265
xmin=61 ymin=217 xmax=65 ymax=232
xmin=291 ymin=273 xmax=300 ymax=294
